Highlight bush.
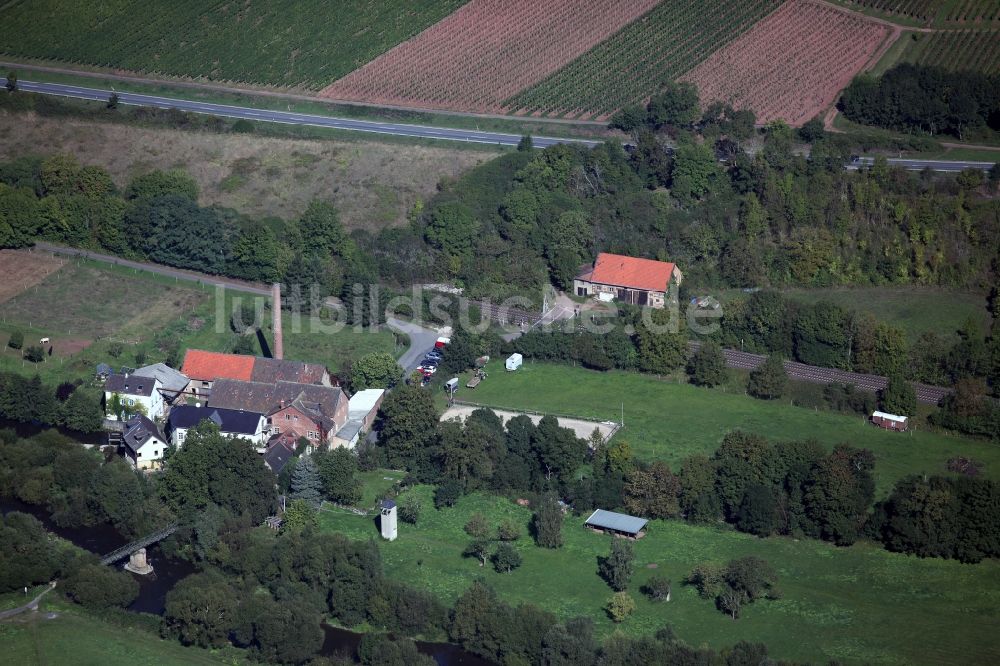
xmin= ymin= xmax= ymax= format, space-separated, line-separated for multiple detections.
xmin=491 ymin=542 xmax=522 ymax=573
xmin=747 ymin=354 xmax=786 ymax=399
xmin=496 ymin=518 xmax=521 ymax=541
xmin=398 ymin=495 xmax=421 ymax=524
xmin=433 ymin=481 xmax=462 ymax=509
xmin=642 ymin=575 xmax=672 ymax=602
xmin=7 ymin=330 xmax=23 ymax=350
xmin=606 ymin=591 xmax=635 ymax=623
xmin=24 ymin=345 xmax=44 ymax=363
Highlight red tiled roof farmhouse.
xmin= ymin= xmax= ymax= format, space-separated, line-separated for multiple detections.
xmin=588 ymin=253 xmax=677 ymax=292
xmin=181 ymin=350 xmax=255 ymax=382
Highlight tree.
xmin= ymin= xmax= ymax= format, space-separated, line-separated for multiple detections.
xmin=289 ymin=453 xmax=322 ymax=506
xmin=598 ymin=539 xmax=635 ymax=591
xmin=158 ymin=421 xmax=276 ymax=522
xmin=5 ymin=71 xmax=15 ymax=92
xmin=647 ymin=82 xmax=700 ymax=129
xmin=497 ymin=518 xmax=521 ymax=541
xmin=106 ymin=92 xmax=119 ymax=109
xmin=299 ymin=199 xmax=352 ymax=259
xmin=434 ymin=481 xmax=462 ymax=509
xmin=517 ymin=135 xmax=533 ymax=151
xmin=636 ymin=320 xmax=687 ymax=375
xmin=24 ymin=345 xmax=44 ymax=363
xmin=609 ymin=104 xmax=647 ymax=133
xmin=464 ymin=538 xmax=491 ymax=567
xmin=163 ymin=572 xmax=240 ymax=648
xmin=642 ymin=575 xmax=671 ymax=602
xmin=606 ymin=591 xmax=636 ymax=623
xmin=351 ymin=351 xmax=403 ymax=391
xmin=464 ymin=512 xmax=490 ymax=539
xmin=688 ymin=341 xmax=728 ymax=387
xmin=736 ymin=483 xmax=778 ymax=536
xmin=7 ymin=330 xmax=22 ymax=350
xmin=60 ymin=388 xmax=103 ymax=433
xmin=879 ymin=374 xmax=916 ymax=416
xmin=492 ymin=542 xmax=522 ymax=573
xmin=376 ymin=384 xmax=440 ymax=471
xmin=63 ymin=562 xmax=138 ymax=609
xmin=623 ymin=461 xmax=680 ymax=519
xmin=670 ymin=141 xmax=722 ymax=204
xmin=532 ymin=494 xmax=563 ymax=548
xmin=318 ymin=447 xmax=362 ymax=505
xmin=398 ymin=494 xmax=421 ymax=524
xmin=281 ymin=498 xmax=318 ymax=534
xmin=747 ymin=354 xmax=786 ymax=399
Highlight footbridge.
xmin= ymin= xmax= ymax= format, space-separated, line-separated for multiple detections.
xmin=100 ymin=524 xmax=178 ymax=565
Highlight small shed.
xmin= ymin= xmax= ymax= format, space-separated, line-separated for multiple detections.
xmin=872 ymin=411 xmax=908 ymax=431
xmin=505 ymin=353 xmax=523 ymax=371
xmin=584 ymin=509 xmax=648 ymax=539
xmin=445 ymin=377 xmax=459 ymax=392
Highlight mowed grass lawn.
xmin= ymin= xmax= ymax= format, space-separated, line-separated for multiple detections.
xmin=0 ymin=603 xmax=225 ymax=665
xmin=458 ymin=363 xmax=1000 ymax=495
xmin=320 ymin=485 xmax=1000 ymax=665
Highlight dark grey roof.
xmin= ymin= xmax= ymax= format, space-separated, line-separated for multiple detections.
xmin=263 ymin=440 xmax=295 ymax=475
xmin=169 ymin=405 xmax=263 ymax=435
xmin=381 ymin=499 xmax=396 ymax=510
xmin=105 ymin=373 xmax=157 ymax=397
xmin=122 ymin=415 xmax=166 ymax=455
xmin=208 ymin=379 xmax=345 ymax=431
xmin=135 ymin=363 xmax=189 ymax=393
xmin=251 ymin=357 xmax=327 ymax=384
xmin=96 ymin=363 xmax=112 ymax=376
xmin=584 ymin=509 xmax=648 ymax=535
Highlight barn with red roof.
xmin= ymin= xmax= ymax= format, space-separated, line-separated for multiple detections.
xmin=574 ymin=252 xmax=682 ymax=308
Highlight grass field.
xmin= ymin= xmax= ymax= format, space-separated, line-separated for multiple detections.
xmin=0 ymin=112 xmax=496 ymax=228
xmin=0 ymin=0 xmax=468 ymax=90
xmin=736 ymin=285 xmax=990 ymax=342
xmin=0 ymin=255 xmax=397 ymax=384
xmin=320 ymin=485 xmax=1000 ymax=665
xmin=0 ymin=601 xmax=225 ymax=665
xmin=505 ymin=0 xmax=782 ymax=118
xmin=457 ymin=363 xmax=1000 ymax=495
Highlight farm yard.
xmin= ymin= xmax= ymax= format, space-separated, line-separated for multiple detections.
xmin=504 ymin=0 xmax=782 ymax=119
xmin=319 ymin=0 xmax=662 ymax=114
xmin=0 ymin=0 xmax=467 ymax=89
xmin=680 ymin=0 xmax=893 ymax=125
xmin=319 ymin=484 xmax=1000 ymax=665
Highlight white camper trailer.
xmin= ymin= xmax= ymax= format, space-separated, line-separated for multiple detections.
xmin=505 ymin=353 xmax=523 ymax=371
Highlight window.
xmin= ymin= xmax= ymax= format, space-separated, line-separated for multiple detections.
xmin=273 ymin=427 xmax=280 ymax=434
xmin=285 ymin=414 xmax=292 ymax=421
xmin=127 ymin=399 xmax=135 ymax=406
xmin=293 ymin=415 xmax=299 ymax=421
xmin=202 ymin=381 xmax=209 ymax=387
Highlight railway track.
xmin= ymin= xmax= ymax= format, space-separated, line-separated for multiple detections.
xmin=690 ymin=342 xmax=950 ymax=405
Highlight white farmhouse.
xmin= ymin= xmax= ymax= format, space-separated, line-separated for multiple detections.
xmin=104 ymin=373 xmax=164 ymax=421
xmin=167 ymin=405 xmax=268 ymax=450
xmin=121 ymin=415 xmax=169 ymax=471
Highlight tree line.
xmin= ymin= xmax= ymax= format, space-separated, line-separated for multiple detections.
xmin=840 ymin=63 xmax=1000 ymax=140
xmin=0 ymin=370 xmax=104 ymax=433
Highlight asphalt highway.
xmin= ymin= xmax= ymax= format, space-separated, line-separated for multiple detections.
xmin=6 ymin=78 xmax=997 ymax=172
xmin=3 ymin=78 xmax=601 ymax=149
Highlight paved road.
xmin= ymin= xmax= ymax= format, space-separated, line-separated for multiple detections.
xmin=4 ymin=78 xmax=601 ymax=149
xmin=387 ymin=317 xmax=440 ymax=374
xmin=690 ymin=341 xmax=950 ymax=405
xmin=849 ymin=156 xmax=994 ymax=173
xmin=7 ymin=78 xmax=995 ymax=171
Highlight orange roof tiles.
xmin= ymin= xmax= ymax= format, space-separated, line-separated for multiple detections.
xmin=587 ymin=253 xmax=676 ymax=292
xmin=181 ymin=350 xmax=255 ymax=382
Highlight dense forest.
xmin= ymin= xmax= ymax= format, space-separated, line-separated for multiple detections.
xmin=840 ymin=64 xmax=1000 ymax=140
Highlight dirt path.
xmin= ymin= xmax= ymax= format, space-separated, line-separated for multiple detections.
xmin=0 ymin=583 xmax=56 ymax=621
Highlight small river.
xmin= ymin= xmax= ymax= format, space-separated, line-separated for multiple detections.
xmin=0 ymin=495 xmax=491 ymax=664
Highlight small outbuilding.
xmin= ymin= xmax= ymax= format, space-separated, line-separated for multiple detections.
xmin=584 ymin=509 xmax=648 ymax=539
xmin=505 ymin=353 xmax=523 ymax=371
xmin=872 ymin=411 xmax=908 ymax=431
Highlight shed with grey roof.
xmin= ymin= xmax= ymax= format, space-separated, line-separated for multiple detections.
xmin=584 ymin=509 xmax=648 ymax=539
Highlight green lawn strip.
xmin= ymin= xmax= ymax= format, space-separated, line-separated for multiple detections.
xmin=319 ymin=485 xmax=1000 ymax=665
xmin=457 ymin=363 xmax=998 ymax=495
xmin=0 ymin=604 xmax=226 ymax=665
xmin=353 ymin=468 xmax=406 ymax=510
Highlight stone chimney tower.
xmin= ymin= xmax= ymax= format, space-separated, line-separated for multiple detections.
xmin=272 ymin=283 xmax=283 ymax=360
xmin=380 ymin=499 xmax=398 ymax=541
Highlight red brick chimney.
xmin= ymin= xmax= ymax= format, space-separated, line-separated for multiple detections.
xmin=272 ymin=283 xmax=283 ymax=360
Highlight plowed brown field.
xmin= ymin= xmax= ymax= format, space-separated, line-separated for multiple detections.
xmin=318 ymin=0 xmax=660 ymax=113
xmin=681 ymin=0 xmax=892 ymax=126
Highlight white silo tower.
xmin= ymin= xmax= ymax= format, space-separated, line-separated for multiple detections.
xmin=380 ymin=499 xmax=398 ymax=541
